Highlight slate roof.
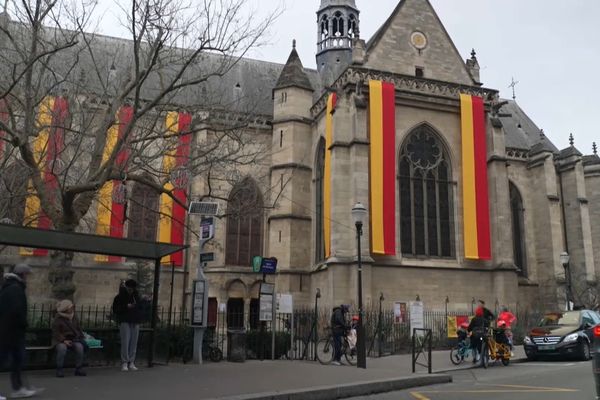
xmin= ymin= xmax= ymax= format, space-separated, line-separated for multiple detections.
xmin=497 ymin=100 xmax=559 ymax=153
xmin=275 ymin=47 xmax=314 ymax=92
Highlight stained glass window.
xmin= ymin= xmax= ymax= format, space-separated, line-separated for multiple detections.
xmin=225 ymin=178 xmax=263 ymax=266
xmin=398 ymin=125 xmax=454 ymax=257
xmin=510 ymin=182 xmax=527 ymax=276
xmin=315 ymin=138 xmax=325 ymax=262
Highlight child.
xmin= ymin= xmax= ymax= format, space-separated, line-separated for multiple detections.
xmin=347 ymin=315 xmax=358 ymax=352
xmin=456 ymin=322 xmax=469 ymax=359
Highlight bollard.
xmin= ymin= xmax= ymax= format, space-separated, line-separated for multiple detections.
xmin=593 ymin=325 xmax=600 ymax=399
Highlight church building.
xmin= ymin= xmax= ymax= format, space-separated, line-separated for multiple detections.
xmin=3 ymin=0 xmax=600 ymax=321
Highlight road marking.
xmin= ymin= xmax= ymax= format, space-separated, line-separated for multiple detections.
xmin=410 ymin=383 xmax=579 ymax=399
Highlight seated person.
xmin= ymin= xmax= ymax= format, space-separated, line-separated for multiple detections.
xmin=457 ymin=322 xmax=469 ymax=345
xmin=494 ymin=320 xmax=510 ymax=347
xmin=52 ymin=300 xmax=87 ymax=378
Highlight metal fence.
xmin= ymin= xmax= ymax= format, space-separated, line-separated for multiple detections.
xmin=27 ymin=303 xmax=545 ymax=362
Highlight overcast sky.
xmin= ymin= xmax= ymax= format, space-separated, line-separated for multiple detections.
xmin=95 ymin=0 xmax=599 ymax=152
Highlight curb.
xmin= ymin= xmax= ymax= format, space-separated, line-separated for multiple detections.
xmin=207 ymin=374 xmax=452 ymax=400
xmin=434 ymin=357 xmax=528 ymax=373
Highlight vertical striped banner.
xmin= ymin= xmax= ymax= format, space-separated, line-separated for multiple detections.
xmin=460 ymin=94 xmax=491 ymax=260
xmin=369 ymin=80 xmax=396 ymax=255
xmin=21 ymin=96 xmax=68 ymax=256
xmin=157 ymin=111 xmax=192 ymax=266
xmin=323 ymin=93 xmax=336 ymax=258
xmin=95 ymin=106 xmax=134 ymax=262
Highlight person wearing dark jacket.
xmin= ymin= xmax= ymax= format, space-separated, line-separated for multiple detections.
xmin=0 ymin=264 xmax=38 ymax=398
xmin=52 ymin=300 xmax=86 ymax=378
xmin=112 ymin=279 xmax=142 ymax=372
xmin=468 ymin=307 xmax=490 ymax=363
xmin=330 ymin=305 xmax=349 ymax=366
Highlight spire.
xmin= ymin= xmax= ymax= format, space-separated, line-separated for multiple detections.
xmin=466 ymin=48 xmax=481 ymax=85
xmin=593 ymin=142 xmax=597 ymax=155
xmin=569 ymin=133 xmax=574 ymax=146
xmin=274 ymin=40 xmax=313 ymax=92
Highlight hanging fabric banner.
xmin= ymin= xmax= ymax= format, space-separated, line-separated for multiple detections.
xmin=95 ymin=106 xmax=134 ymax=262
xmin=323 ymin=93 xmax=336 ymax=258
xmin=460 ymin=94 xmax=491 ymax=260
xmin=368 ymin=80 xmax=396 ymax=255
xmin=21 ymin=96 xmax=69 ymax=256
xmin=157 ymin=111 xmax=192 ymax=266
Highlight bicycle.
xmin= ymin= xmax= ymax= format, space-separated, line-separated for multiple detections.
xmin=480 ymin=327 xmax=511 ymax=368
xmin=316 ymin=329 xmax=356 ymax=365
xmin=449 ymin=338 xmax=474 ymax=365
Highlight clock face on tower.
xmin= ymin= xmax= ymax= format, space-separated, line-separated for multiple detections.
xmin=410 ymin=31 xmax=428 ymax=50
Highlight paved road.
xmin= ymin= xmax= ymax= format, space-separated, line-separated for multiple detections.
xmin=351 ymin=359 xmax=597 ymax=400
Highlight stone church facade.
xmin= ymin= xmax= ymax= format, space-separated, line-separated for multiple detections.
xmin=3 ymin=0 xmax=600 ymax=323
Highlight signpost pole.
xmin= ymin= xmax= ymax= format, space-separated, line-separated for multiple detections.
xmin=192 ymin=217 xmax=214 ymax=364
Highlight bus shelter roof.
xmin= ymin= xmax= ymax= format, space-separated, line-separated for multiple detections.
xmin=0 ymin=223 xmax=187 ymax=260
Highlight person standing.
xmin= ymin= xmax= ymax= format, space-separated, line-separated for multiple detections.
xmin=0 ymin=264 xmax=38 ymax=398
xmin=112 ymin=279 xmax=141 ymax=372
xmin=330 ymin=304 xmax=348 ymax=366
xmin=52 ymin=300 xmax=87 ymax=378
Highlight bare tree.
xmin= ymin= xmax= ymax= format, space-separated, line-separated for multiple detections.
xmin=0 ymin=0 xmax=281 ymax=299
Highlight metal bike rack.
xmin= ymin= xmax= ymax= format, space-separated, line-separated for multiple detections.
xmin=412 ymin=328 xmax=432 ymax=373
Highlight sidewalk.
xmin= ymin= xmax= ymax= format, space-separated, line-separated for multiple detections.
xmin=0 ymin=348 xmax=526 ymax=400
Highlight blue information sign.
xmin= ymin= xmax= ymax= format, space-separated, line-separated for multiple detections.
xmin=260 ymin=257 xmax=278 ymax=274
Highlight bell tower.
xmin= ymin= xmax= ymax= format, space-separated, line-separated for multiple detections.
xmin=316 ymin=0 xmax=360 ymax=86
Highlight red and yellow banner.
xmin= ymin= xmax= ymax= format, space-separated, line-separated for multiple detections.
xmin=95 ymin=106 xmax=134 ymax=262
xmin=157 ymin=111 xmax=192 ymax=266
xmin=323 ymin=93 xmax=336 ymax=258
xmin=460 ymin=94 xmax=491 ymax=260
xmin=369 ymin=80 xmax=396 ymax=255
xmin=447 ymin=315 xmax=471 ymax=338
xmin=21 ymin=96 xmax=69 ymax=256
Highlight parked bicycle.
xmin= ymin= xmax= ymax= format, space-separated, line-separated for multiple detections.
xmin=316 ymin=328 xmax=356 ymax=365
xmin=480 ymin=327 xmax=511 ymax=368
xmin=449 ymin=337 xmax=474 ymax=365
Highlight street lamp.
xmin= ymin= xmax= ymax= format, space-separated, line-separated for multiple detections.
xmin=352 ymin=202 xmax=367 ymax=369
xmin=560 ymin=251 xmax=572 ymax=311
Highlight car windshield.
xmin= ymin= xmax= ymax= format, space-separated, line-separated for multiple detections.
xmin=539 ymin=311 xmax=580 ymax=326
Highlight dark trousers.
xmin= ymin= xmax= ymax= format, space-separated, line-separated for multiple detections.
xmin=0 ymin=339 xmax=25 ymax=391
xmin=332 ymin=332 xmax=343 ymax=362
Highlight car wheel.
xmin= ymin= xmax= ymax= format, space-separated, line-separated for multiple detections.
xmin=580 ymin=341 xmax=591 ymax=361
xmin=526 ymin=353 xmax=537 ymax=362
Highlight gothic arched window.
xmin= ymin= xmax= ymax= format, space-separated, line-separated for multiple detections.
xmin=320 ymin=15 xmax=329 ymax=41
xmin=332 ymin=12 xmax=344 ymax=46
xmin=127 ymin=180 xmax=159 ymax=242
xmin=348 ymin=14 xmax=357 ymax=38
xmin=226 ymin=178 xmax=264 ymax=266
xmin=315 ymin=138 xmax=326 ymax=262
xmin=510 ymin=182 xmax=527 ymax=276
xmin=399 ymin=125 xmax=454 ymax=257
xmin=0 ymin=162 xmax=29 ymax=225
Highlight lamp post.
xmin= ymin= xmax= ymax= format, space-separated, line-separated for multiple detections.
xmin=314 ymin=288 xmax=321 ymax=361
xmin=352 ymin=202 xmax=367 ymax=369
xmin=560 ymin=251 xmax=572 ymax=311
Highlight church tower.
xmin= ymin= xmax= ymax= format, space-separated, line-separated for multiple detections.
xmin=316 ymin=0 xmax=360 ymax=86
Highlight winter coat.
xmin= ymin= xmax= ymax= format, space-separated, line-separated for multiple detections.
xmin=52 ymin=315 xmax=84 ymax=346
xmin=468 ymin=315 xmax=488 ymax=338
xmin=0 ymin=273 xmax=28 ymax=346
xmin=112 ymin=286 xmax=142 ymax=324
xmin=330 ymin=307 xmax=347 ymax=335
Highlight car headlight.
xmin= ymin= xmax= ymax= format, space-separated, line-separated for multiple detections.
xmin=563 ymin=333 xmax=579 ymax=343
xmin=524 ymin=336 xmax=533 ymax=344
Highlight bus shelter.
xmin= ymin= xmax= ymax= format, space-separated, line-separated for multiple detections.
xmin=0 ymin=223 xmax=188 ymax=366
